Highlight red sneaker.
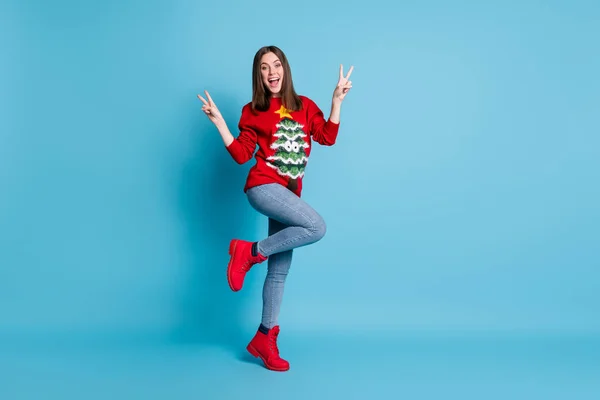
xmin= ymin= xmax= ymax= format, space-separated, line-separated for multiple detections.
xmin=227 ymin=239 xmax=267 ymax=292
xmin=246 ymin=325 xmax=290 ymax=371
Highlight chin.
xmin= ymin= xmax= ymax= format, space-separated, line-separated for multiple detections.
xmin=264 ymin=82 xmax=283 ymax=97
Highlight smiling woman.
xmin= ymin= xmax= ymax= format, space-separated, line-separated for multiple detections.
xmin=197 ymin=45 xmax=353 ymax=372
xmin=251 ymin=46 xmax=303 ymax=113
xmin=261 ymin=52 xmax=284 ymax=95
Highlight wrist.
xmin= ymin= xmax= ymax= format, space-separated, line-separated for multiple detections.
xmin=215 ymin=120 xmax=227 ymax=130
xmin=331 ymin=99 xmax=342 ymax=113
xmin=329 ymin=105 xmax=341 ymax=124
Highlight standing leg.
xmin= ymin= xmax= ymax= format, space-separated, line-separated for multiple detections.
xmin=246 ymin=217 xmax=293 ymax=372
xmin=261 ymin=218 xmax=293 ymax=329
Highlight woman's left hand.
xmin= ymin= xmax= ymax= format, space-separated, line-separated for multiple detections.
xmin=333 ymin=64 xmax=353 ymax=104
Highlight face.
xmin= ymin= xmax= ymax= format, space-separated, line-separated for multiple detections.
xmin=260 ymin=52 xmax=284 ymax=97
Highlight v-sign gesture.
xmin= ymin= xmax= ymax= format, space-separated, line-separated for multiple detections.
xmin=333 ymin=64 xmax=354 ymax=104
xmin=197 ymin=90 xmax=225 ymax=126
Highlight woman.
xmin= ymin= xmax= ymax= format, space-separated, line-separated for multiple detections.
xmin=198 ymin=45 xmax=353 ymax=371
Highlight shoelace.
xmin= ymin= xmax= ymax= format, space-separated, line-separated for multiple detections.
xmin=240 ymin=253 xmax=261 ymax=273
xmin=240 ymin=260 xmax=251 ymax=272
xmin=238 ymin=248 xmax=254 ymax=273
xmin=268 ymin=331 xmax=280 ymax=355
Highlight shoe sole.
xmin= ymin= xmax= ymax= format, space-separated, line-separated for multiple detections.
xmin=246 ymin=344 xmax=290 ymax=372
xmin=227 ymin=240 xmax=239 ymax=292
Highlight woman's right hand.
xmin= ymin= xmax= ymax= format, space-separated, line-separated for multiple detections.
xmin=197 ymin=90 xmax=224 ymax=126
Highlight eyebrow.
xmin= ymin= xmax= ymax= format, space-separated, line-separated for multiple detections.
xmin=261 ymin=59 xmax=281 ymax=66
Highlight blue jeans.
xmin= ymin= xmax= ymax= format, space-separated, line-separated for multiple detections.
xmin=246 ymin=183 xmax=327 ymax=329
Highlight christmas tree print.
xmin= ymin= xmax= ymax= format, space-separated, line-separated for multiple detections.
xmin=266 ymin=117 xmax=309 ymax=179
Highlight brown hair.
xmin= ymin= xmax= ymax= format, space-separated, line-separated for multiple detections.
xmin=251 ymin=46 xmax=303 ymax=113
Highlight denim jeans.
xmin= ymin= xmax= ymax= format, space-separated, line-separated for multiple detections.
xmin=246 ymin=183 xmax=327 ymax=329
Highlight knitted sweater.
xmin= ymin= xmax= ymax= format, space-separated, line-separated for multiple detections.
xmin=226 ymin=95 xmax=339 ymax=197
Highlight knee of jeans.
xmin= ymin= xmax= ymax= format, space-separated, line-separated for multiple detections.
xmin=266 ymin=267 xmax=290 ymax=281
xmin=266 ymin=272 xmax=288 ymax=283
xmin=311 ymin=215 xmax=327 ymax=241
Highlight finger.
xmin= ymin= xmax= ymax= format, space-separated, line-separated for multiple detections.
xmin=339 ymin=64 xmax=343 ymax=81
xmin=204 ymin=90 xmax=215 ymax=106
xmin=197 ymin=94 xmax=209 ymax=106
xmin=345 ymin=65 xmax=354 ymax=80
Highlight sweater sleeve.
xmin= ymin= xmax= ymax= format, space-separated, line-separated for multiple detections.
xmin=225 ymin=105 xmax=257 ymax=164
xmin=307 ymin=98 xmax=339 ymax=146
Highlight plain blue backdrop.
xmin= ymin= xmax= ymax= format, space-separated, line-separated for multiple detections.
xmin=0 ymin=0 xmax=600 ymax=399
xmin=1 ymin=2 xmax=599 ymax=397
xmin=2 ymin=0 xmax=599 ymax=340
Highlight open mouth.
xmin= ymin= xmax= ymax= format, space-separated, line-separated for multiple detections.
xmin=268 ymin=77 xmax=280 ymax=88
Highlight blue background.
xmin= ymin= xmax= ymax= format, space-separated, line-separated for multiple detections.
xmin=1 ymin=0 xmax=599 ymax=398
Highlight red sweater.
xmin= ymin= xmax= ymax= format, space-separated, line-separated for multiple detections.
xmin=226 ymin=95 xmax=339 ymax=197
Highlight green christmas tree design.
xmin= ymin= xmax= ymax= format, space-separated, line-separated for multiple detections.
xmin=266 ymin=118 xmax=309 ymax=179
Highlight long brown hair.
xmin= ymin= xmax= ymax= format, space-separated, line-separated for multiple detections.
xmin=251 ymin=46 xmax=303 ymax=113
